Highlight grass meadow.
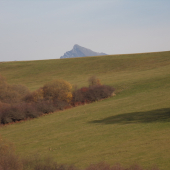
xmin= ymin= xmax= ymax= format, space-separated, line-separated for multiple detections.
xmin=0 ymin=51 xmax=170 ymax=169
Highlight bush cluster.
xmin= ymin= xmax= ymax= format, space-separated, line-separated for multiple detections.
xmin=0 ymin=136 xmax=23 ymax=170
xmin=72 ymin=85 xmax=115 ymax=106
xmin=0 ymin=139 xmax=159 ymax=170
xmin=0 ymin=75 xmax=115 ymax=125
xmin=0 ymin=102 xmax=43 ymax=124
xmin=0 ymin=75 xmax=30 ymax=104
xmin=0 ymin=77 xmax=73 ymax=125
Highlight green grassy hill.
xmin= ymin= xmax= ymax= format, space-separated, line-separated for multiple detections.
xmin=0 ymin=51 xmax=170 ymax=169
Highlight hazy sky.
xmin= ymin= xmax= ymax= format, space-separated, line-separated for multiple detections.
xmin=0 ymin=0 xmax=170 ymax=61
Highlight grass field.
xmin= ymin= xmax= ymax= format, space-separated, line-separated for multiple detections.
xmin=0 ymin=51 xmax=170 ymax=169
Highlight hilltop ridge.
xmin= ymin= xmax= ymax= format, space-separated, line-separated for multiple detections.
xmin=60 ymin=44 xmax=107 ymax=59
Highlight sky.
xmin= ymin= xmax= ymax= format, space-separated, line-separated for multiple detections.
xmin=0 ymin=0 xmax=170 ymax=62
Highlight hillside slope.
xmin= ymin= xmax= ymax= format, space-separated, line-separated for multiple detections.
xmin=0 ymin=51 xmax=170 ymax=169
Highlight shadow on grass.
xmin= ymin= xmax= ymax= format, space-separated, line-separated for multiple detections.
xmin=90 ymin=108 xmax=170 ymax=124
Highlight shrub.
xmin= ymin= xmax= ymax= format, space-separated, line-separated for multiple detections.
xmin=53 ymin=99 xmax=70 ymax=111
xmin=0 ymin=102 xmax=9 ymax=123
xmin=72 ymin=85 xmax=115 ymax=105
xmin=11 ymin=84 xmax=30 ymax=97
xmin=0 ymin=103 xmax=42 ymax=124
xmin=23 ymin=88 xmax=44 ymax=103
xmin=87 ymin=85 xmax=115 ymax=101
xmin=0 ymin=136 xmax=23 ymax=170
xmin=0 ymin=74 xmax=30 ymax=104
xmin=0 ymin=84 xmax=21 ymax=104
xmin=0 ymin=104 xmax=25 ymax=124
xmin=43 ymin=79 xmax=72 ymax=103
xmin=34 ymin=101 xmax=56 ymax=114
xmin=20 ymin=103 xmax=42 ymax=119
xmin=88 ymin=76 xmax=101 ymax=87
xmin=72 ymin=88 xmax=84 ymax=105
xmin=0 ymin=102 xmax=12 ymax=124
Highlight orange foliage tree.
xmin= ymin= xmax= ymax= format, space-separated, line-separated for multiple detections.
xmin=42 ymin=79 xmax=72 ymax=103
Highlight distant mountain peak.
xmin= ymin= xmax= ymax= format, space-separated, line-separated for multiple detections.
xmin=73 ymin=44 xmax=80 ymax=48
xmin=60 ymin=44 xmax=107 ymax=59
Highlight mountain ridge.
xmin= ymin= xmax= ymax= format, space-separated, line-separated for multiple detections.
xmin=60 ymin=44 xmax=107 ymax=59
